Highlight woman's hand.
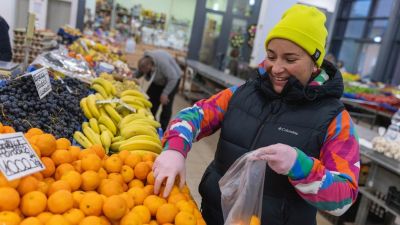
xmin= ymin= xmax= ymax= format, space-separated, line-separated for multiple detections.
xmin=153 ymin=150 xmax=186 ymax=198
xmin=252 ymin=143 xmax=298 ymax=175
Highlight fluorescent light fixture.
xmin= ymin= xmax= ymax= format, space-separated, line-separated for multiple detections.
xmin=213 ymin=3 xmax=219 ymax=10
xmin=249 ymin=0 xmax=255 ymax=5
xmin=373 ymin=36 xmax=382 ymax=43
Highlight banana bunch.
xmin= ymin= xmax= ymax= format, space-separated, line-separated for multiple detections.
xmin=76 ymin=78 xmax=162 ymax=155
xmin=99 ymin=73 xmax=140 ymax=96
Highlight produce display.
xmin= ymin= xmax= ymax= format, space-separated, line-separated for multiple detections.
xmin=0 ymin=125 xmax=206 ymax=225
xmin=0 ymin=75 xmax=88 ymax=139
xmin=371 ymin=136 xmax=400 ymax=161
xmin=75 ymin=76 xmax=161 ymax=155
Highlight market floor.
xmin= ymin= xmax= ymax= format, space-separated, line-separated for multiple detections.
xmin=167 ymin=93 xmax=333 ymax=225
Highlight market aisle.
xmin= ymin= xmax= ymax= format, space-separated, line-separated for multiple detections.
xmin=171 ymin=94 xmax=332 ymax=225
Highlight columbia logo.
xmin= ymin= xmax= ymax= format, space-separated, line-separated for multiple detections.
xmin=278 ymin=127 xmax=298 ymax=136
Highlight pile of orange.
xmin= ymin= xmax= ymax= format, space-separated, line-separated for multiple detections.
xmin=0 ymin=127 xmax=206 ymax=225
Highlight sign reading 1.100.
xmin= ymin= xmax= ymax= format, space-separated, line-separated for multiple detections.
xmin=0 ymin=132 xmax=45 ymax=181
xmin=31 ymin=67 xmax=52 ymax=99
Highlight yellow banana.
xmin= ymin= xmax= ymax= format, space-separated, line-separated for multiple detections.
xmin=121 ymin=95 xmax=152 ymax=108
xmin=120 ymin=125 xmax=158 ymax=139
xmin=83 ymin=126 xmax=102 ymax=145
xmin=120 ymin=135 xmax=161 ymax=146
xmin=112 ymin=136 xmax=124 ymax=142
xmin=119 ymin=139 xmax=162 ymax=154
xmin=120 ymin=119 xmax=160 ymax=131
xmin=128 ymin=150 xmax=159 ymax=157
xmin=120 ymin=89 xmax=147 ymax=99
xmin=93 ymin=78 xmax=116 ymax=96
xmin=89 ymin=118 xmax=100 ymax=134
xmin=98 ymin=115 xmax=117 ymax=135
xmin=91 ymin=84 xmax=109 ymax=98
xmin=99 ymin=107 xmax=108 ymax=117
xmin=99 ymin=124 xmax=108 ymax=132
xmin=104 ymin=104 xmax=122 ymax=123
xmin=87 ymin=94 xmax=101 ymax=119
xmin=82 ymin=122 xmax=90 ymax=130
xmin=80 ymin=98 xmax=93 ymax=119
xmin=110 ymin=140 xmax=124 ymax=152
xmin=100 ymin=131 xmax=111 ymax=154
xmin=120 ymin=96 xmax=145 ymax=108
xmin=73 ymin=131 xmax=93 ymax=148
xmin=119 ymin=113 xmax=147 ymax=127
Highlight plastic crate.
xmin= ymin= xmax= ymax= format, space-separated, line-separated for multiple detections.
xmin=386 ymin=186 xmax=400 ymax=213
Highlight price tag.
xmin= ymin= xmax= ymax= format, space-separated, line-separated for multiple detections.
xmin=80 ymin=40 xmax=89 ymax=52
xmin=121 ymin=103 xmax=136 ymax=113
xmin=0 ymin=132 xmax=45 ymax=181
xmin=96 ymin=99 xmax=121 ymax=104
xmin=31 ymin=67 xmax=52 ymax=99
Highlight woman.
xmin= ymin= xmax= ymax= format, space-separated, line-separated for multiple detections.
xmin=153 ymin=4 xmax=360 ymax=225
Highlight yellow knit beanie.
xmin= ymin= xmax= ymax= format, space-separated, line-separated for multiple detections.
xmin=265 ymin=4 xmax=328 ymax=67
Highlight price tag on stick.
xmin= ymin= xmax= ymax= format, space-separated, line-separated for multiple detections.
xmin=31 ymin=67 xmax=52 ymax=99
xmin=0 ymin=132 xmax=45 ymax=181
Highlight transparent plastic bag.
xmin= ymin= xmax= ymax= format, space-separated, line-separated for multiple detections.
xmin=219 ymin=152 xmax=265 ymax=225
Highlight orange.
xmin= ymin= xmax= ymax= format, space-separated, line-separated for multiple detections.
xmin=79 ymin=192 xmax=103 ymax=216
xmin=169 ymin=186 xmax=181 ymax=196
xmin=124 ymin=153 xmax=141 ymax=168
xmin=31 ymin=144 xmax=41 ymax=157
xmin=134 ymin=162 xmax=150 ymax=180
xmin=181 ymin=185 xmax=190 ymax=194
xmin=128 ymin=179 xmax=144 ymax=188
xmin=63 ymin=208 xmax=85 ymax=225
xmin=69 ymin=146 xmax=81 ymax=161
xmin=32 ymin=171 xmax=44 ymax=181
xmin=117 ymin=150 xmax=129 ymax=162
xmin=168 ymin=193 xmax=187 ymax=204
xmin=38 ymin=181 xmax=49 ymax=194
xmin=119 ymin=192 xmax=134 ymax=209
xmin=0 ymin=187 xmax=20 ymax=211
xmin=17 ymin=176 xmax=39 ymax=195
xmin=27 ymin=128 xmax=44 ymax=136
xmin=197 ymin=219 xmax=207 ymax=225
xmin=146 ymin=161 xmax=154 ymax=169
xmin=78 ymin=148 xmax=96 ymax=160
xmin=81 ymin=154 xmax=102 ymax=172
xmin=28 ymin=135 xmax=40 ymax=144
xmin=175 ymin=211 xmax=196 ymax=225
xmin=175 ymin=200 xmax=194 ymax=214
xmin=98 ymin=179 xmax=123 ymax=197
xmin=45 ymin=214 xmax=70 ymax=225
xmin=0 ymin=173 xmax=20 ymax=188
xmin=0 ymin=211 xmax=21 ymax=225
xmin=108 ymin=173 xmax=124 ymax=185
xmin=3 ymin=126 xmax=16 ymax=133
xmin=36 ymin=134 xmax=57 ymax=156
xmin=143 ymin=185 xmax=154 ymax=195
xmin=51 ymin=150 xmax=73 ymax=165
xmin=143 ymin=195 xmax=166 ymax=216
xmin=80 ymin=171 xmax=100 ymax=191
xmin=122 ymin=182 xmax=129 ymax=192
xmin=250 ymin=215 xmax=261 ymax=225
xmin=149 ymin=220 xmax=159 ymax=225
xmin=132 ymin=205 xmax=151 ymax=223
xmin=47 ymin=180 xmax=71 ymax=196
xmin=72 ymin=160 xmax=82 ymax=173
xmin=121 ymin=165 xmax=134 ymax=183
xmin=104 ymin=156 xmax=123 ymax=173
xmin=72 ymin=191 xmax=86 ymax=208
xmin=120 ymin=212 xmax=142 ymax=225
xmin=91 ymin=144 xmax=106 ymax=159
xmin=142 ymin=153 xmax=156 ymax=162
xmin=61 ymin=170 xmax=82 ymax=191
xmin=21 ymin=191 xmax=47 ymax=216
xmin=47 ymin=190 xmax=73 ymax=214
xmin=156 ymin=203 xmax=179 ymax=224
xmin=56 ymin=138 xmax=71 ymax=150
xmin=146 ymin=171 xmax=155 ymax=185
xmin=43 ymin=177 xmax=55 ymax=185
xmin=20 ymin=217 xmax=42 ymax=225
xmin=102 ymin=195 xmax=127 ymax=220
xmin=55 ymin=163 xmax=75 ymax=180
xmin=98 ymin=168 xmax=108 ymax=180
xmin=99 ymin=216 xmax=111 ymax=225
xmin=37 ymin=212 xmax=53 ymax=224
xmin=79 ymin=216 xmax=102 ymax=225
xmin=128 ymin=187 xmax=148 ymax=205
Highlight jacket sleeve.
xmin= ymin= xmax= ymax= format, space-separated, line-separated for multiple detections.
xmin=287 ymin=110 xmax=360 ymax=216
xmin=162 ymin=86 xmax=239 ymax=157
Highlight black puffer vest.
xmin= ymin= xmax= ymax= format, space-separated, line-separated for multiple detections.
xmin=199 ymin=61 xmax=344 ymax=225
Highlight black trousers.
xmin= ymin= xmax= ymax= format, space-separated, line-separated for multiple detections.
xmin=146 ymin=80 xmax=180 ymax=131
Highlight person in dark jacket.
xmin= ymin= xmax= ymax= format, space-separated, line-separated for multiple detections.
xmin=152 ymin=4 xmax=360 ymax=225
xmin=0 ymin=16 xmax=13 ymax=62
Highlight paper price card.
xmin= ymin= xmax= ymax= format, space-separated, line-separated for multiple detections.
xmin=0 ymin=132 xmax=45 ymax=181
xmin=31 ymin=67 xmax=52 ymax=99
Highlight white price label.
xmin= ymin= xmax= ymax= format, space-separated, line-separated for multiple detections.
xmin=0 ymin=132 xmax=45 ymax=181
xmin=96 ymin=99 xmax=121 ymax=104
xmin=121 ymin=103 xmax=136 ymax=113
xmin=31 ymin=67 xmax=52 ymax=99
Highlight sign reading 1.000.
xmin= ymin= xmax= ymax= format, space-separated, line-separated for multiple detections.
xmin=0 ymin=132 xmax=44 ymax=181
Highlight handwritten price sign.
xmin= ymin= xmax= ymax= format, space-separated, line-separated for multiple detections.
xmin=31 ymin=67 xmax=52 ymax=99
xmin=0 ymin=133 xmax=44 ymax=181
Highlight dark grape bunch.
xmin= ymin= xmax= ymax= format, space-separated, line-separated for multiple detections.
xmin=0 ymin=75 xmax=89 ymax=139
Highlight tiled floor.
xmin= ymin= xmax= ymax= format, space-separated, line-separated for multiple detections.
xmin=167 ymin=94 xmax=333 ymax=225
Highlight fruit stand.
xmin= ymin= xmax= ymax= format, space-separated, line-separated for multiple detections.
xmin=0 ymin=30 xmax=206 ymax=225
